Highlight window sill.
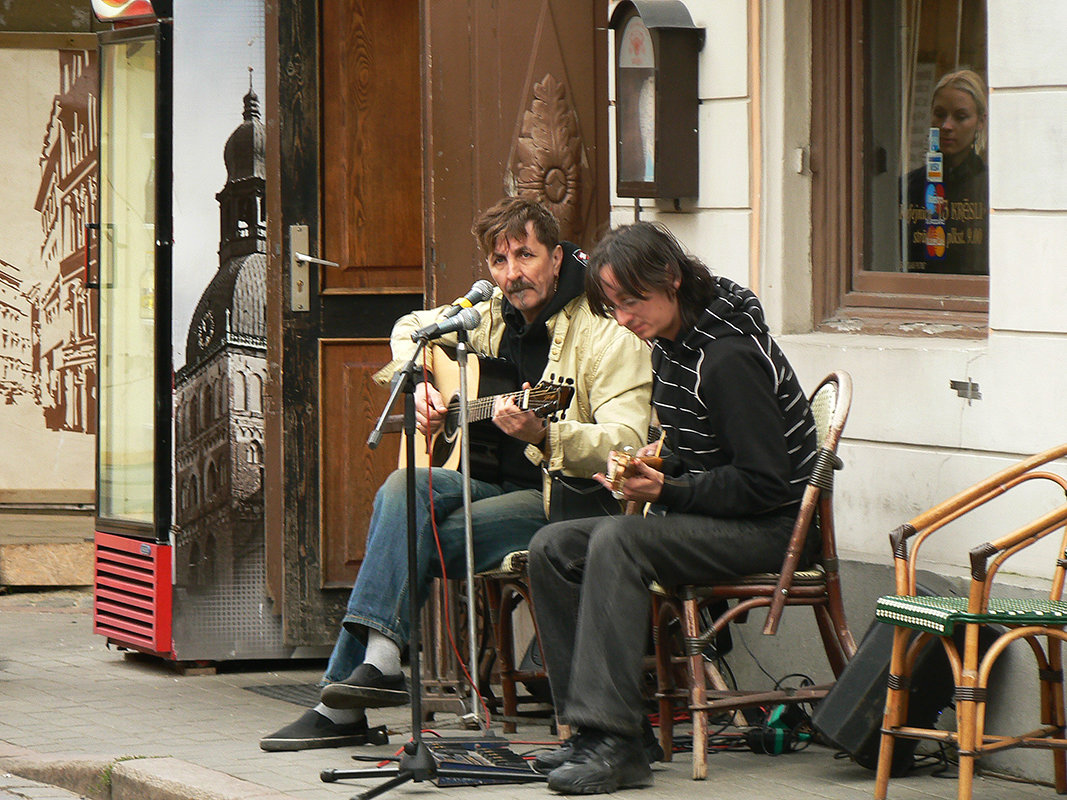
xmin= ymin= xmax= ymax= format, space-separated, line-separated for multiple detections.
xmin=816 ymin=307 xmax=987 ymax=339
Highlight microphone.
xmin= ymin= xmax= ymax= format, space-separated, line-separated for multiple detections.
xmin=411 ymin=307 xmax=482 ymax=341
xmin=439 ymin=279 xmax=494 ymax=319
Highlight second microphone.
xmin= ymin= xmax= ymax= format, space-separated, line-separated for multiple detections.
xmin=410 ymin=307 xmax=482 ymax=341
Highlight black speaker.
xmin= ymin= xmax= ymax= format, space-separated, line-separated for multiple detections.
xmin=812 ymin=575 xmax=996 ymax=776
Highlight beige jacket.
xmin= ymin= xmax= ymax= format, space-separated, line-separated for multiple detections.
xmin=375 ymin=289 xmax=652 ymax=514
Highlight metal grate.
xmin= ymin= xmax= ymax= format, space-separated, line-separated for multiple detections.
xmin=243 ymin=682 xmax=321 ymax=706
xmin=93 ymin=531 xmax=173 ymax=655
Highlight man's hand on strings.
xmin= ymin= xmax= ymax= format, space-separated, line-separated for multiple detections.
xmin=593 ymin=451 xmax=665 ymax=504
xmin=492 ymin=383 xmax=548 ymax=444
xmin=414 ymin=381 xmax=447 ymax=436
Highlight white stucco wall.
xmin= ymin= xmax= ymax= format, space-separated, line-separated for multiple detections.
xmin=607 ymin=0 xmax=1067 ymax=583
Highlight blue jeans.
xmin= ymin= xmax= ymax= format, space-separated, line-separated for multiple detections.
xmin=322 ymin=467 xmax=545 ymax=683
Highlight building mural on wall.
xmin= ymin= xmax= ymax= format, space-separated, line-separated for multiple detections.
xmin=173 ymin=81 xmax=267 ymax=595
xmin=166 ymin=0 xmax=279 ymax=656
xmin=33 ymin=49 xmax=98 ymax=434
xmin=0 ymin=45 xmax=97 ymax=492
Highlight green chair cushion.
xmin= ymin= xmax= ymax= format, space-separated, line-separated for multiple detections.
xmin=876 ymin=594 xmax=1067 ymax=636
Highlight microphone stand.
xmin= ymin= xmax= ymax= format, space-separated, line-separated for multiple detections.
xmin=455 ymin=327 xmax=485 ymax=731
xmin=322 ymin=335 xmax=544 ymax=799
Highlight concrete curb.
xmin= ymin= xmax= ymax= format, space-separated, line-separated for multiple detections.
xmin=0 ymin=743 xmax=295 ymax=800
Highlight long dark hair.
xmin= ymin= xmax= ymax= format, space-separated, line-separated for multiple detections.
xmin=585 ymin=222 xmax=717 ymax=332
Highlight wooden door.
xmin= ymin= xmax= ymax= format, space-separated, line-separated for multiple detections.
xmin=425 ymin=0 xmax=609 ymax=305
xmin=266 ymin=0 xmax=608 ymax=647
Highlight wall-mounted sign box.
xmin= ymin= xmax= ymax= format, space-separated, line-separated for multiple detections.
xmin=610 ymin=0 xmax=704 ymax=201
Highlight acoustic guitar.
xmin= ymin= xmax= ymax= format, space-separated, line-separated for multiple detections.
xmin=401 ymin=344 xmax=575 ymax=482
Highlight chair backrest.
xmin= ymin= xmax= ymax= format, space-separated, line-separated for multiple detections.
xmin=763 ymin=370 xmax=852 ymax=634
xmin=810 ymin=379 xmax=839 ymax=451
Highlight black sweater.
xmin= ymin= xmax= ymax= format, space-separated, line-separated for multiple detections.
xmin=652 ymin=277 xmax=816 ymax=518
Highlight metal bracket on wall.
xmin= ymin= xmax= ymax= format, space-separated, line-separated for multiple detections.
xmin=950 ymin=379 xmax=981 ymax=404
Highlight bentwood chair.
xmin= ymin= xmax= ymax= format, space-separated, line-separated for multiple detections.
xmin=477 ymin=551 xmax=553 ymax=732
xmin=874 ymin=442 xmax=1067 ymax=800
xmin=652 ymin=370 xmax=856 ymax=780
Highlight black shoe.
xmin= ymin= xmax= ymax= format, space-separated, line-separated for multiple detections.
xmin=320 ymin=663 xmax=410 ymax=709
xmin=533 ymin=719 xmax=663 ymax=774
xmin=546 ymin=728 xmax=653 ymax=794
xmin=259 ymin=709 xmax=388 ymax=752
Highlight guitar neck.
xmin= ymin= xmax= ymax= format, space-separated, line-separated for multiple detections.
xmin=464 ymin=389 xmax=528 ymax=423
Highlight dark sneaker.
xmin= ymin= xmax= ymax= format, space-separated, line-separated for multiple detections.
xmin=259 ymin=708 xmax=388 ymax=752
xmin=533 ymin=719 xmax=663 ymax=774
xmin=547 ymin=728 xmax=653 ymax=794
xmin=320 ymin=663 xmax=410 ymax=709
xmin=533 ymin=730 xmax=592 ymax=775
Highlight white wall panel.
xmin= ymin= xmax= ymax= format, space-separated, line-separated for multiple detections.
xmin=989 ymin=213 xmax=1067 ymax=334
xmin=988 ymin=91 xmax=1067 ymax=211
xmin=988 ymin=0 xmax=1067 ymax=87
xmin=689 ymin=0 xmax=748 ymax=99
xmin=697 ymin=98 xmax=749 ymax=208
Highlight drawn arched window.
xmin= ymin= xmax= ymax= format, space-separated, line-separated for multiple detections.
xmin=203 ymin=534 xmax=216 ymax=585
xmin=233 ymin=371 xmax=246 ymax=411
xmin=190 ymin=396 xmax=199 ymax=435
xmin=248 ymin=373 xmax=262 ymax=413
xmin=202 ymin=385 xmax=213 ymax=427
xmin=190 ymin=474 xmax=199 ymax=507
xmin=206 ymin=460 xmax=218 ymax=495
xmin=247 ymin=439 xmax=263 ymax=465
xmin=189 ymin=542 xmax=201 ymax=586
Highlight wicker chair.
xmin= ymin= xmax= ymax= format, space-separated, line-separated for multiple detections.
xmin=477 ymin=550 xmax=554 ymax=732
xmin=651 ymin=370 xmax=856 ymax=779
xmin=874 ymin=442 xmax=1067 ymax=800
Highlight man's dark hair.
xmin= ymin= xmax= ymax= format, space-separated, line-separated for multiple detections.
xmin=585 ymin=222 xmax=717 ymax=332
xmin=472 ymin=197 xmax=561 ymax=260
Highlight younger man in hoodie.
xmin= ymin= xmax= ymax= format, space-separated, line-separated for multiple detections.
xmin=527 ymin=222 xmax=817 ymax=794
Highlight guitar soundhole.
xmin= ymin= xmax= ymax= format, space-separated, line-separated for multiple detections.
xmin=430 ymin=399 xmax=462 ymax=466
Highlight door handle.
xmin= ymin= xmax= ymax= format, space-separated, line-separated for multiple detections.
xmin=84 ymin=222 xmax=100 ymax=290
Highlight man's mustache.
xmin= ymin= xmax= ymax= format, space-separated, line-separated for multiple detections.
xmin=506 ymin=282 xmax=534 ymax=293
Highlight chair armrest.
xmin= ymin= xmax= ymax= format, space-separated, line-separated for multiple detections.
xmin=888 ymin=459 xmax=1067 ymax=596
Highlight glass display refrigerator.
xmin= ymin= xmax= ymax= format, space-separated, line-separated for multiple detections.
xmin=91 ymin=1 xmax=174 ymax=656
xmin=90 ymin=0 xmax=295 ymax=662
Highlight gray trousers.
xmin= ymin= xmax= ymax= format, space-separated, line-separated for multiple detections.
xmin=527 ymin=510 xmax=795 ymax=736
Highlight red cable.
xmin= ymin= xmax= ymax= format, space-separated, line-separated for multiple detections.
xmin=420 ymin=357 xmax=493 ymax=728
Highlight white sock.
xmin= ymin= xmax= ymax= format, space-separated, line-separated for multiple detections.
xmin=364 ymin=629 xmax=402 ymax=676
xmin=314 ymin=702 xmax=365 ymax=725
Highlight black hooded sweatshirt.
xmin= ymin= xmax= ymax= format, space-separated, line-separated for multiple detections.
xmin=493 ymin=242 xmax=587 ymax=488
xmin=652 ymin=276 xmax=817 ymax=518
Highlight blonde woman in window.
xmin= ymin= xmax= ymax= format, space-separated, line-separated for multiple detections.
xmin=906 ymin=69 xmax=988 ymax=275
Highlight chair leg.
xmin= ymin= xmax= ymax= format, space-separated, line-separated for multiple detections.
xmin=814 ymin=605 xmax=849 ymax=677
xmin=497 ymin=586 xmax=521 ymax=734
xmin=874 ymin=626 xmax=913 ymax=800
xmin=652 ymin=595 xmax=675 ymax=763
xmin=1046 ymin=634 xmax=1067 ymax=793
xmin=956 ymin=624 xmax=982 ymax=800
xmin=956 ymin=745 xmax=976 ymax=800
xmin=681 ymin=597 xmax=708 ymax=780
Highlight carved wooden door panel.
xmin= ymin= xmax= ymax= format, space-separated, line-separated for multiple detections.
xmin=424 ymin=0 xmax=609 ymax=306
